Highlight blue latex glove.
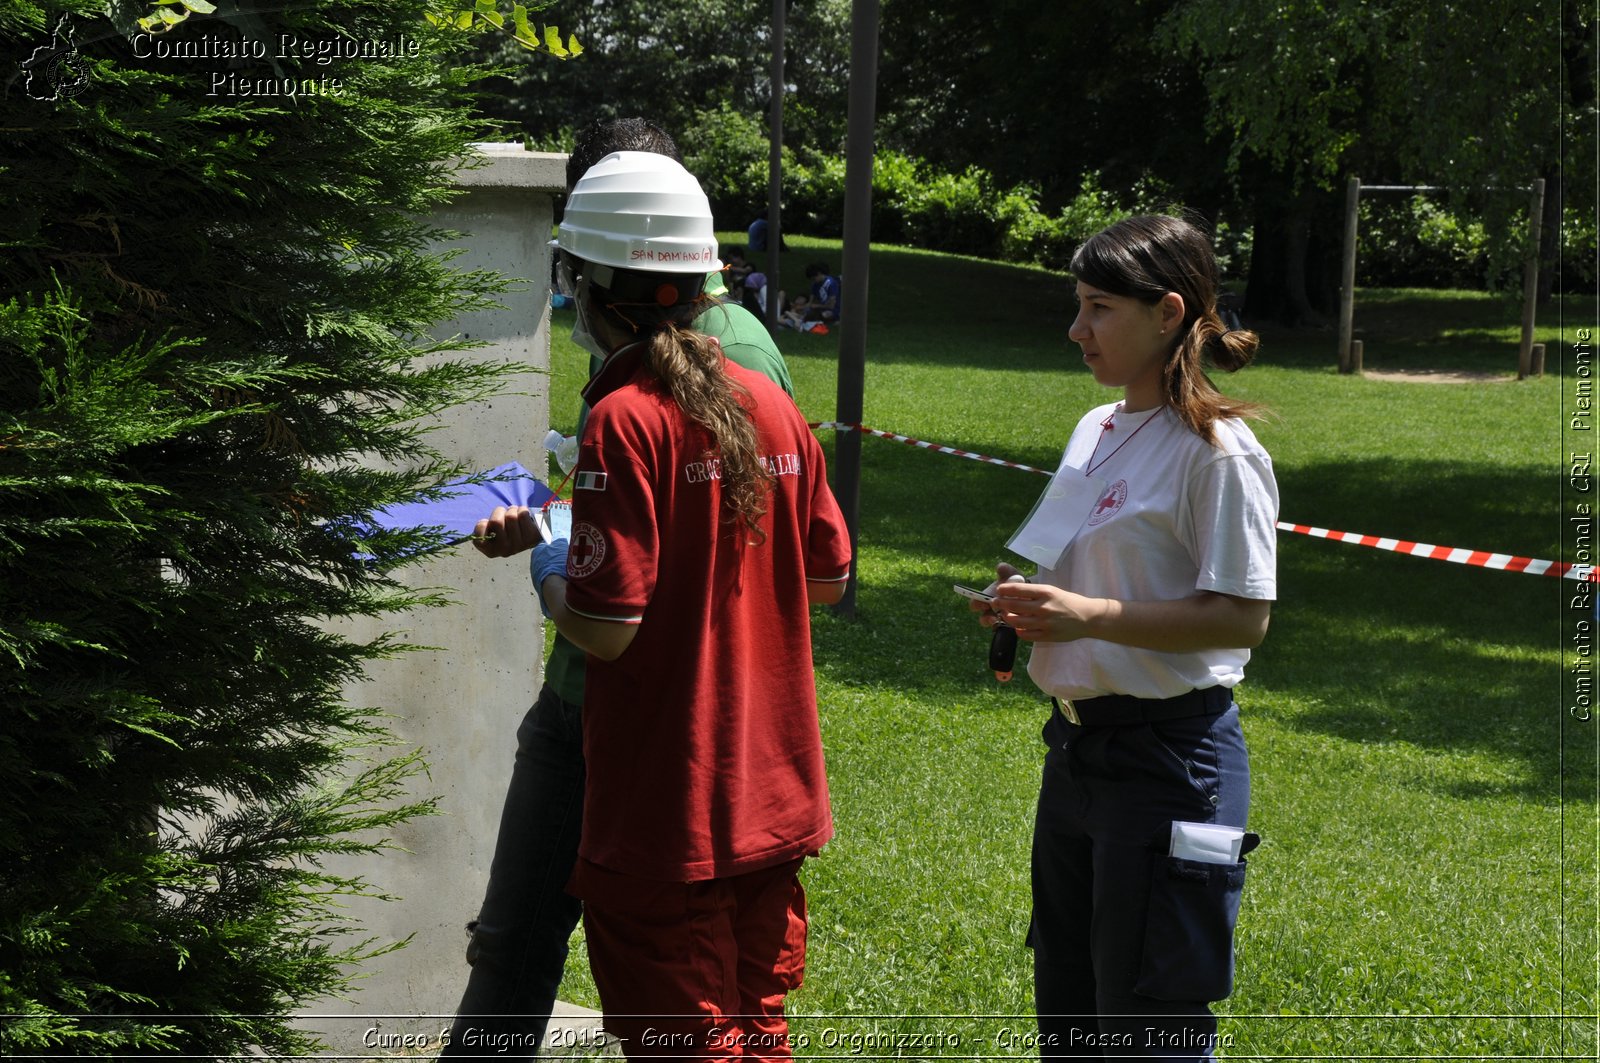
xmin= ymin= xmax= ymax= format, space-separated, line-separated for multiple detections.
xmin=530 ymin=537 xmax=569 ymax=618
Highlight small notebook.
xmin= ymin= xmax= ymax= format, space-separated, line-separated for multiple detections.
xmin=536 ymin=498 xmax=572 ymax=543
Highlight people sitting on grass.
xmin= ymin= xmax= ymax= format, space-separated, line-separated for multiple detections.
xmin=780 ymin=293 xmax=830 ymax=333
xmin=723 ymin=246 xmax=752 ymax=292
xmin=780 ymin=293 xmax=810 ymax=329
xmin=741 ymin=270 xmax=769 ymax=317
xmin=804 ymin=262 xmax=841 ymax=323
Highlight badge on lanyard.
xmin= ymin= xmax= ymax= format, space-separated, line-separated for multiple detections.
xmin=1006 ymin=464 xmax=1108 ymax=569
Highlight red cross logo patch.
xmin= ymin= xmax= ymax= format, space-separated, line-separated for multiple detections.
xmin=1086 ymin=479 xmax=1127 ymax=527
xmin=567 ymin=521 xmax=606 ymax=579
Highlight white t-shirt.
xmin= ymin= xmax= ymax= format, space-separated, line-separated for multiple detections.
xmin=1026 ymin=402 xmax=1279 ymax=701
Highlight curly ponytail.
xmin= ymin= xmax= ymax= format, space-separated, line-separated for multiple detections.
xmin=584 ymin=266 xmax=776 ymax=539
xmin=1164 ymin=309 xmax=1264 ymax=445
xmin=644 ymin=320 xmax=775 ymax=540
xmin=1072 ymin=214 xmax=1268 ymax=446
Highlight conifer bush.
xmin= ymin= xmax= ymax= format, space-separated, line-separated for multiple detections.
xmin=1 ymin=0 xmax=516 ymax=1054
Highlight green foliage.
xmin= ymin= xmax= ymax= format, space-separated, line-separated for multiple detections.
xmin=1162 ymin=0 xmax=1574 ymax=287
xmin=424 ymin=0 xmax=580 ymax=59
xmin=1358 ymin=196 xmax=1491 ymax=289
xmin=793 ymin=150 xmax=850 ymax=237
xmin=861 ymin=150 xmax=916 ymax=242
xmin=680 ymin=101 xmax=788 ymax=225
xmin=134 ymin=0 xmax=216 ymax=35
xmin=674 ymin=91 xmax=1585 ymax=293
xmin=877 ymin=0 xmax=1227 ymax=213
xmin=461 ymin=0 xmax=849 ymax=162
xmin=1559 ymin=198 xmax=1599 ymax=293
xmin=1355 ymin=192 xmax=1598 ymax=295
xmin=450 ymin=0 xmax=1589 ymax=304
xmin=897 ymin=165 xmax=995 ymax=257
xmin=998 ymin=173 xmax=1185 ymax=272
xmin=0 ymin=0 xmax=516 ymax=1054
xmin=690 ymin=128 xmax=1188 ymax=272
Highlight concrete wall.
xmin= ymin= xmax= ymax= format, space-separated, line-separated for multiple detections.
xmin=299 ymin=145 xmax=567 ymax=1055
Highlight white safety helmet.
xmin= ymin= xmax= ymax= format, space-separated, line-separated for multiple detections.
xmin=558 ymin=151 xmax=719 ymax=280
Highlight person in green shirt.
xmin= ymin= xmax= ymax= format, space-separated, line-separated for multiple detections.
xmin=442 ymin=118 xmax=796 ymax=1061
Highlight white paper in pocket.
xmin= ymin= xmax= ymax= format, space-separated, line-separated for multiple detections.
xmin=1169 ymin=821 xmax=1245 ymax=865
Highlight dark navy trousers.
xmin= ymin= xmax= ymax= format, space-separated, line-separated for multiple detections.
xmin=1030 ymin=702 xmax=1252 ymax=1061
xmin=443 ymin=685 xmax=586 ymax=1060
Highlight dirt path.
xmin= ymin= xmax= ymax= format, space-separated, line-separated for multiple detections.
xmin=1359 ymin=368 xmax=1515 ymax=384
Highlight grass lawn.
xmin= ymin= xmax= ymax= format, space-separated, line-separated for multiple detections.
xmin=541 ymin=234 xmax=1595 ymax=1058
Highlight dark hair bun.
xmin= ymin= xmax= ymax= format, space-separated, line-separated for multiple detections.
xmin=1207 ymin=326 xmax=1259 ymax=373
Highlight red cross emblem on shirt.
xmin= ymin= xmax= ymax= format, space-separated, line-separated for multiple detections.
xmin=571 ymin=535 xmax=597 ymax=568
xmin=567 ymin=522 xmax=606 ymax=578
xmin=1086 ymin=479 xmax=1127 ymax=527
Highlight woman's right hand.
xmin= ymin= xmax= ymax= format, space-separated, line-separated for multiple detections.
xmin=471 ymin=505 xmax=541 ymax=558
xmin=969 ymin=563 xmax=1027 ymax=628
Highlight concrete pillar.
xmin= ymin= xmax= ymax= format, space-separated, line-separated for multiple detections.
xmin=299 ymin=144 xmax=567 ymax=1054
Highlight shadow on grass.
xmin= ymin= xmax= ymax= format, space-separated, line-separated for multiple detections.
xmin=809 ymin=443 xmax=1055 ymax=710
xmin=1261 ymin=456 xmax=1563 ymax=800
xmin=817 ymin=442 xmax=1566 ymax=799
xmin=762 ymin=241 xmax=1078 ymax=374
xmin=1255 ymin=289 xmax=1595 ymax=375
xmin=737 ymin=234 xmax=1594 ymax=384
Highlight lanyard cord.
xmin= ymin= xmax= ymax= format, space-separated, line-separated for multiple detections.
xmin=1085 ymin=404 xmax=1162 ymax=476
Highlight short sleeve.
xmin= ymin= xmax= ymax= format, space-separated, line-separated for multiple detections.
xmin=804 ymin=436 xmax=852 ymax=584
xmin=1185 ymin=452 xmax=1279 ymax=601
xmin=561 ymin=435 xmax=659 ymax=624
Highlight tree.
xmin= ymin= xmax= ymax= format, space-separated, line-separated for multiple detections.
xmin=877 ymin=0 xmax=1230 ymax=216
xmin=1162 ymin=0 xmax=1576 ymax=318
xmin=466 ymin=0 xmax=852 ymax=158
xmin=0 ymin=0 xmax=515 ymax=1054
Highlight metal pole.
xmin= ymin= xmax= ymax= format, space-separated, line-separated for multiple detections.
xmin=1337 ymin=175 xmax=1360 ymax=373
xmin=1519 ymin=178 xmax=1546 ymax=379
xmin=831 ymin=0 xmax=880 ymax=618
xmin=765 ymin=0 xmax=785 ymax=333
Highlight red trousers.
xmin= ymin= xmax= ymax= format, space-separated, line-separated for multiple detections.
xmin=569 ymin=857 xmax=808 ymax=1061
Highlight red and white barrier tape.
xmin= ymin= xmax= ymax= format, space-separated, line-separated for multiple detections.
xmin=810 ymin=421 xmax=1055 ymax=476
xmin=1273 ymin=522 xmax=1593 ymax=582
xmin=811 ymin=420 xmax=1593 ymax=583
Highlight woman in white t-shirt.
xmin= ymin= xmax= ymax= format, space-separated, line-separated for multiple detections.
xmin=974 ymin=214 xmax=1278 ymax=1061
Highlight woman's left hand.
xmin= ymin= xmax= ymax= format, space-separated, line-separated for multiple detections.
xmin=990 ymin=581 xmax=1107 ymax=643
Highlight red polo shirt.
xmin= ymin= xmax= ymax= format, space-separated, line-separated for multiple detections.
xmin=563 ymin=341 xmax=851 ymax=881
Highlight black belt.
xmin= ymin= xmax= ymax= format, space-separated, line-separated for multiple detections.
xmin=1054 ymin=685 xmax=1232 ymax=727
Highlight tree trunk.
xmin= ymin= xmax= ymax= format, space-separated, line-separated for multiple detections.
xmin=1243 ymin=200 xmax=1289 ymax=323
xmin=1245 ymin=199 xmax=1329 ymax=327
xmin=1538 ymin=164 xmax=1561 ymax=304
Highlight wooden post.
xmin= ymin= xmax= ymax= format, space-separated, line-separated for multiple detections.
xmin=1518 ymin=178 xmax=1546 ymax=379
xmin=830 ymin=0 xmax=881 ymax=619
xmin=764 ymin=0 xmax=785 ymax=332
xmin=1350 ymin=339 xmax=1364 ymax=373
xmin=1530 ymin=342 xmax=1546 ymax=376
xmin=1338 ymin=175 xmax=1360 ymax=373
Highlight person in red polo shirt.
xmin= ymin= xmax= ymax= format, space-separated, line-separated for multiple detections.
xmin=530 ymin=151 xmax=852 ymax=1060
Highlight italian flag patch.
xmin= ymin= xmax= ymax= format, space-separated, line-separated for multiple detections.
xmin=574 ymin=470 xmax=608 ymax=492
